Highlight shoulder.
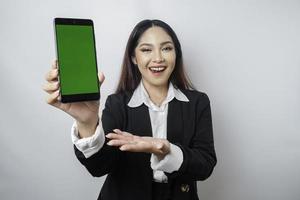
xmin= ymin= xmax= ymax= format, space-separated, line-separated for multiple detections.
xmin=105 ymin=91 xmax=133 ymax=107
xmin=180 ymin=89 xmax=210 ymax=106
xmin=179 ymin=89 xmax=212 ymax=121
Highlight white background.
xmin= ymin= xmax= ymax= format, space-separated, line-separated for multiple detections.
xmin=1 ymin=0 xmax=300 ymax=199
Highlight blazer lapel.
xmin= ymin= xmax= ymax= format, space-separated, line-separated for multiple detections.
xmin=127 ymin=104 xmax=152 ymax=137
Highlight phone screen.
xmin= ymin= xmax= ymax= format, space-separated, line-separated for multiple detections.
xmin=55 ymin=23 xmax=99 ymax=96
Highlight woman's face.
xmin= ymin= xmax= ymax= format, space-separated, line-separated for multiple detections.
xmin=132 ymin=26 xmax=176 ymax=88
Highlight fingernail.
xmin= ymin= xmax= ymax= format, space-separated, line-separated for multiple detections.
xmin=113 ymin=129 xmax=120 ymax=133
xmin=120 ymin=146 xmax=126 ymax=151
xmin=107 ymin=141 xmax=112 ymax=145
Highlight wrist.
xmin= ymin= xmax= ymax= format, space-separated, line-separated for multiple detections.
xmin=153 ymin=140 xmax=170 ymax=160
xmin=77 ymin=116 xmax=99 ymax=138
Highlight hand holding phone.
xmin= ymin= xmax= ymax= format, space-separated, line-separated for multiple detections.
xmin=43 ymin=60 xmax=105 ymax=137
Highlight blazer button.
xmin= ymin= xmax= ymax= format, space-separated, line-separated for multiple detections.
xmin=180 ymin=184 xmax=190 ymax=192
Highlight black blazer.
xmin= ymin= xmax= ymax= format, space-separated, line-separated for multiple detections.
xmin=74 ymin=89 xmax=217 ymax=200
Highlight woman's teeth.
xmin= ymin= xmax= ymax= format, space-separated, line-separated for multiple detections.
xmin=149 ymin=67 xmax=166 ymax=72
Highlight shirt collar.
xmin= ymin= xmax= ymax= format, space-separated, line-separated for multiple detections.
xmin=128 ymin=81 xmax=189 ymax=108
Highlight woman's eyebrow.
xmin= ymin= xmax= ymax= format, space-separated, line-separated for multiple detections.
xmin=138 ymin=43 xmax=152 ymax=47
xmin=138 ymin=41 xmax=174 ymax=47
xmin=160 ymin=41 xmax=173 ymax=46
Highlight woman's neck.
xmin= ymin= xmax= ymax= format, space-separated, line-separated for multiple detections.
xmin=142 ymin=80 xmax=168 ymax=106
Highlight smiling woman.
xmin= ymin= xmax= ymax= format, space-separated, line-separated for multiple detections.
xmin=43 ymin=19 xmax=217 ymax=200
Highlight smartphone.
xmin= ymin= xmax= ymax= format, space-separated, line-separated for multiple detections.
xmin=54 ymin=18 xmax=100 ymax=103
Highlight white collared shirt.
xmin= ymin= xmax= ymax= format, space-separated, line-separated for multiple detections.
xmin=71 ymin=82 xmax=189 ymax=182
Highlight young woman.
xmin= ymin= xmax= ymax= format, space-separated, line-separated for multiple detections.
xmin=44 ymin=19 xmax=217 ymax=200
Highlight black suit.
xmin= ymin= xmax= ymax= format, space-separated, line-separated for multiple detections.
xmin=74 ymin=89 xmax=217 ymax=200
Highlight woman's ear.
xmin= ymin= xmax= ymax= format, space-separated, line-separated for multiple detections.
xmin=131 ymin=56 xmax=137 ymax=65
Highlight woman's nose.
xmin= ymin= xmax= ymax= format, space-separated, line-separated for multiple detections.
xmin=153 ymin=50 xmax=164 ymax=63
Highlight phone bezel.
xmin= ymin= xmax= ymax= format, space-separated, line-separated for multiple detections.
xmin=54 ymin=18 xmax=100 ymax=103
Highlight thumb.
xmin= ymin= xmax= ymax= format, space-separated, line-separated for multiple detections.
xmin=98 ymin=71 xmax=105 ymax=86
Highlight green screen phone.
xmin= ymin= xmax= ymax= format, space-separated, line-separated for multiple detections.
xmin=54 ymin=18 xmax=99 ymax=103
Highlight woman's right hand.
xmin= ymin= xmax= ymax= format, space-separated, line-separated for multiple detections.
xmin=43 ymin=60 xmax=105 ymax=138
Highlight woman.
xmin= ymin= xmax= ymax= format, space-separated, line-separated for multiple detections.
xmin=44 ymin=19 xmax=217 ymax=200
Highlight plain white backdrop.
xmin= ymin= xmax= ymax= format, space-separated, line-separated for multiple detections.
xmin=1 ymin=0 xmax=300 ymax=199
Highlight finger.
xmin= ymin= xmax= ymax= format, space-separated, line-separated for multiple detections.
xmin=106 ymin=133 xmax=128 ymax=140
xmin=46 ymin=90 xmax=60 ymax=105
xmin=52 ymin=60 xmax=58 ymax=69
xmin=119 ymin=143 xmax=148 ymax=152
xmin=113 ymin=129 xmax=133 ymax=137
xmin=107 ymin=139 xmax=134 ymax=146
xmin=119 ymin=144 xmax=135 ymax=151
xmin=45 ymin=68 xmax=58 ymax=82
xmin=113 ymin=129 xmax=123 ymax=134
xmin=98 ymin=71 xmax=105 ymax=86
xmin=121 ymin=131 xmax=134 ymax=137
xmin=43 ymin=81 xmax=59 ymax=94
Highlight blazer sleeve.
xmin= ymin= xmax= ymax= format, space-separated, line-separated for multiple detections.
xmin=74 ymin=94 xmax=125 ymax=177
xmin=167 ymin=92 xmax=217 ymax=181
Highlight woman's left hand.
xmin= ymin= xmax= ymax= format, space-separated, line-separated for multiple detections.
xmin=106 ymin=129 xmax=170 ymax=158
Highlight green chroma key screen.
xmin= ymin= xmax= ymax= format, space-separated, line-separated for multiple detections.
xmin=55 ymin=24 xmax=98 ymax=95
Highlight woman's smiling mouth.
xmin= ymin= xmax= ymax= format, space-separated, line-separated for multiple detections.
xmin=149 ymin=66 xmax=167 ymax=74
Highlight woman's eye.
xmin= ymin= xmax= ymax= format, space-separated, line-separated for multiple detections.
xmin=162 ymin=46 xmax=173 ymax=51
xmin=140 ymin=48 xmax=152 ymax=52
